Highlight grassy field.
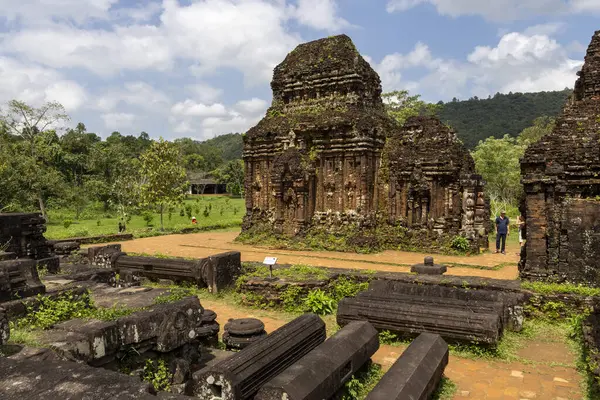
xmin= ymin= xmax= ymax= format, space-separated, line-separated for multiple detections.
xmin=45 ymin=195 xmax=245 ymax=239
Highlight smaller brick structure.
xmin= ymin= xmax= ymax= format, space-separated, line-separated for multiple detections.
xmin=0 ymin=259 xmax=46 ymax=302
xmin=383 ymin=116 xmax=490 ymax=252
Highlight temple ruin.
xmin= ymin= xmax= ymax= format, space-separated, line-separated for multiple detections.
xmin=242 ymin=34 xmax=489 ymax=252
xmin=383 ymin=116 xmax=489 ymax=250
xmin=520 ymin=30 xmax=600 ymax=285
xmin=242 ymin=34 xmax=390 ymax=236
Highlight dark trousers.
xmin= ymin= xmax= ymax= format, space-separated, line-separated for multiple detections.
xmin=496 ymin=233 xmax=507 ymax=252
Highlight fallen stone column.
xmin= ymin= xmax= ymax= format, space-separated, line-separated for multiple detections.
xmin=255 ymin=320 xmax=379 ymax=400
xmin=337 ymin=297 xmax=501 ymax=344
xmin=193 ymin=313 xmax=326 ymax=400
xmin=365 ymin=333 xmax=448 ymax=400
xmin=112 ymin=254 xmax=203 ymax=286
xmin=368 ymin=279 xmax=526 ymax=331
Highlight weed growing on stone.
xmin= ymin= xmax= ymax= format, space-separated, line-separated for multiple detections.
xmin=303 ymin=290 xmax=335 ymax=315
xmin=142 ymin=359 xmax=172 ymax=392
xmin=153 ymin=287 xmax=197 ymax=305
xmin=341 ymin=362 xmax=384 ymax=400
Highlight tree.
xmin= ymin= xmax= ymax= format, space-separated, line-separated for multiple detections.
xmin=517 ymin=116 xmax=555 ymax=147
xmin=139 ymin=138 xmax=188 ymax=230
xmin=472 ymin=135 xmax=524 ymax=206
xmin=214 ymin=160 xmax=244 ymax=197
xmin=382 ymin=90 xmax=441 ymax=126
xmin=0 ymin=100 xmax=70 ymax=219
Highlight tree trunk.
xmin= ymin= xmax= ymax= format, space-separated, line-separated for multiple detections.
xmin=160 ymin=203 xmax=164 ymax=231
xmin=38 ymin=194 xmax=48 ymax=222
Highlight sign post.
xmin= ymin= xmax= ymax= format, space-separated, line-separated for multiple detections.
xmin=263 ymin=256 xmax=278 ymax=279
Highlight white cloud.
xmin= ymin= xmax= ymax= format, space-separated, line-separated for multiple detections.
xmin=101 ymin=112 xmax=136 ymax=130
xmin=186 ymin=83 xmax=224 ymax=104
xmin=2 ymin=25 xmax=173 ymax=76
xmin=371 ymin=42 xmax=441 ymax=90
xmin=372 ymin=30 xmax=582 ymax=101
xmin=0 ymin=0 xmax=118 ymax=25
xmin=111 ymin=2 xmax=163 ymax=22
xmin=523 ymin=22 xmax=566 ymax=36
xmin=96 ymin=82 xmax=170 ymax=112
xmin=171 ymin=100 xmax=228 ymax=118
xmin=386 ymin=0 xmax=597 ymax=21
xmin=0 ymin=56 xmax=88 ymax=110
xmin=292 ymin=0 xmax=350 ymax=31
xmin=235 ymin=98 xmax=268 ymax=115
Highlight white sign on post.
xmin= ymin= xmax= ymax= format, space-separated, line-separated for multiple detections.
xmin=263 ymin=257 xmax=278 ymax=265
xmin=263 ymin=257 xmax=278 ymax=278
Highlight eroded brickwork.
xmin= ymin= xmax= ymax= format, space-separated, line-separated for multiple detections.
xmin=243 ymin=35 xmax=389 ymax=236
xmin=384 ymin=117 xmax=489 ymax=250
xmin=520 ymin=30 xmax=600 ymax=284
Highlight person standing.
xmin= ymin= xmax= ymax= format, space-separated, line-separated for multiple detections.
xmin=495 ymin=211 xmax=510 ymax=254
xmin=516 ymin=214 xmax=525 ymax=247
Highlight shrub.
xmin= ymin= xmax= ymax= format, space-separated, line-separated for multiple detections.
xmin=203 ymin=206 xmax=210 ymax=218
xmin=450 ymin=236 xmax=470 ymax=253
xmin=141 ymin=211 xmax=154 ymax=227
xmin=63 ymin=219 xmax=72 ymax=229
xmin=303 ymin=289 xmax=335 ymax=315
xmin=185 ymin=205 xmax=193 ymax=218
xmin=179 ymin=209 xmax=185 ymax=217
xmin=142 ymin=359 xmax=172 ymax=391
xmin=96 ymin=220 xmax=101 ymax=226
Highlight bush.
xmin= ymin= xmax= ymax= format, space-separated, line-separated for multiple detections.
xmin=303 ymin=289 xmax=335 ymax=315
xmin=141 ymin=211 xmax=154 ymax=227
xmin=203 ymin=206 xmax=210 ymax=218
xmin=185 ymin=205 xmax=193 ymax=218
xmin=179 ymin=209 xmax=185 ymax=217
xmin=63 ymin=219 xmax=72 ymax=229
xmin=450 ymin=236 xmax=470 ymax=253
xmin=96 ymin=220 xmax=101 ymax=226
xmin=142 ymin=359 xmax=172 ymax=391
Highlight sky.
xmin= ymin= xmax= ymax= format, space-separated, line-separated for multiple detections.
xmin=0 ymin=0 xmax=598 ymax=141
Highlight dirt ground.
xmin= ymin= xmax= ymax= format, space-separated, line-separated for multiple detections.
xmin=114 ymin=230 xmax=520 ymax=280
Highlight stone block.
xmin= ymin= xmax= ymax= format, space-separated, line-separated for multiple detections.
xmin=0 ymin=356 xmax=191 ymax=399
xmin=199 ymin=251 xmax=242 ymax=293
xmin=53 ymin=318 xmax=120 ymax=362
xmin=410 ymin=264 xmax=447 ymax=275
xmin=0 ymin=306 xmax=8 ymax=345
xmin=36 ymin=255 xmax=60 ymax=274
xmin=113 ymin=254 xmax=203 ymax=285
xmin=88 ymin=244 xmax=122 ymax=268
xmin=118 ymin=296 xmax=203 ymax=351
xmin=53 ymin=241 xmax=80 ymax=255
xmin=193 ymin=313 xmax=326 ymax=400
xmin=0 ymin=259 xmax=46 ymax=302
xmin=365 ymin=333 xmax=448 ymax=400
xmin=256 ymin=320 xmax=379 ymax=400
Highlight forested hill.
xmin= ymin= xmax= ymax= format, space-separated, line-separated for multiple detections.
xmin=438 ymin=89 xmax=572 ymax=148
xmin=201 ymin=133 xmax=243 ymax=162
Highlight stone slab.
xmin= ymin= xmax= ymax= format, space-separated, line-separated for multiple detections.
xmin=0 ymin=356 xmax=189 ymax=399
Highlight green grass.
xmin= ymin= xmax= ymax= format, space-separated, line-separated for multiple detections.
xmin=45 ymin=195 xmax=244 ymax=239
xmin=521 ymin=281 xmax=600 ymax=297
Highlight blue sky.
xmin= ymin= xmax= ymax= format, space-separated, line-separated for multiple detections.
xmin=0 ymin=0 xmax=598 ymax=141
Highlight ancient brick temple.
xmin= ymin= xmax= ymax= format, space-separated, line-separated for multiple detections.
xmin=384 ymin=116 xmax=489 ymax=249
xmin=242 ymin=34 xmax=488 ymax=251
xmin=243 ymin=35 xmax=391 ymax=235
xmin=520 ymin=30 xmax=600 ymax=284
